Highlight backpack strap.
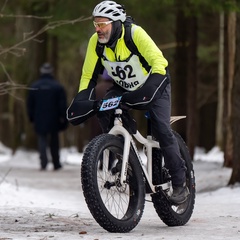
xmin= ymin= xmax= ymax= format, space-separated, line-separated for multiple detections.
xmin=124 ymin=20 xmax=151 ymax=72
xmin=96 ymin=42 xmax=104 ymax=57
xmin=96 ymin=42 xmax=108 ymax=60
xmin=123 ymin=19 xmax=140 ymax=56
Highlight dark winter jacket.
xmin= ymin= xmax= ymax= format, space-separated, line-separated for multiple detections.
xmin=27 ymin=74 xmax=68 ymax=134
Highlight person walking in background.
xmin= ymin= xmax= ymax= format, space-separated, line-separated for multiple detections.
xmin=27 ymin=63 xmax=68 ymax=171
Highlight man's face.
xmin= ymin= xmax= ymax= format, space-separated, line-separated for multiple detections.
xmin=93 ymin=17 xmax=112 ymax=44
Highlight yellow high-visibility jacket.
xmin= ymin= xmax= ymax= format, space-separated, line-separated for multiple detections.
xmin=67 ymin=24 xmax=170 ymax=125
xmin=79 ymin=24 xmax=168 ymax=93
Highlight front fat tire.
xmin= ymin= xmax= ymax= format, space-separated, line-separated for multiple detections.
xmin=152 ymin=131 xmax=196 ymax=226
xmin=81 ymin=134 xmax=145 ymax=233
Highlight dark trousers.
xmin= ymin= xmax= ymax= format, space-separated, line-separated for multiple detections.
xmin=98 ymin=83 xmax=186 ymax=186
xmin=149 ymin=84 xmax=186 ymax=186
xmin=37 ymin=132 xmax=61 ymax=170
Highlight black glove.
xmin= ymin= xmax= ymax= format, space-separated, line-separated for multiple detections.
xmin=93 ymin=99 xmax=103 ymax=111
xmin=67 ymin=89 xmax=97 ymax=126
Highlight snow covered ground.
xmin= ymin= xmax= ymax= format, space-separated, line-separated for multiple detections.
xmin=0 ymin=142 xmax=239 ymax=240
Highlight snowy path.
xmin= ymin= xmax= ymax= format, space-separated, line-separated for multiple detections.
xmin=0 ymin=149 xmax=239 ymax=240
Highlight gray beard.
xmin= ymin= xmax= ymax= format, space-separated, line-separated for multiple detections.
xmin=98 ymin=37 xmax=108 ymax=44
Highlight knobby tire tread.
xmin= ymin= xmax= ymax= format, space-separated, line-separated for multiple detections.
xmin=151 ymin=131 xmax=196 ymax=226
xmin=81 ymin=133 xmax=145 ymax=233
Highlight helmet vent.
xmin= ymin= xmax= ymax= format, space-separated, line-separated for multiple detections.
xmin=92 ymin=1 xmax=127 ymax=22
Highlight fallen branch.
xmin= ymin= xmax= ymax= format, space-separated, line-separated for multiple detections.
xmin=0 ymin=16 xmax=92 ymax=57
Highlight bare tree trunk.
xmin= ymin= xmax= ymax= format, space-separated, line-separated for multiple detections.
xmin=24 ymin=2 xmax=49 ymax=149
xmin=223 ymin=12 xmax=236 ymax=168
xmin=172 ymin=6 xmax=188 ymax=141
xmin=186 ymin=16 xmax=198 ymax=159
xmin=50 ymin=35 xmax=59 ymax=77
xmin=216 ymin=13 xmax=224 ymax=148
xmin=228 ymin=12 xmax=240 ymax=185
xmin=0 ymin=6 xmax=34 ymax=149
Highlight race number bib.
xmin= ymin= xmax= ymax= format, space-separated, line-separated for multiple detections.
xmin=103 ymin=55 xmax=151 ymax=91
xmin=99 ymin=97 xmax=122 ymax=111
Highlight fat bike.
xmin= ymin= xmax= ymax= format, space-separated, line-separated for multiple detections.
xmin=81 ymin=97 xmax=195 ymax=233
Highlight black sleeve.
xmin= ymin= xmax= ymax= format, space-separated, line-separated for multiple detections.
xmin=66 ymin=87 xmax=97 ymax=126
xmin=121 ymin=73 xmax=170 ymax=109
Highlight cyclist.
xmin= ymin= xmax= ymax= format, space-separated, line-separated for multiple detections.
xmin=67 ymin=1 xmax=189 ymax=204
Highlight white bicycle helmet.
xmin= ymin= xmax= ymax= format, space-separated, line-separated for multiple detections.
xmin=92 ymin=1 xmax=126 ymax=22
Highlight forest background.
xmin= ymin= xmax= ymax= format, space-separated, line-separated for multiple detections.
xmin=0 ymin=0 xmax=240 ymax=183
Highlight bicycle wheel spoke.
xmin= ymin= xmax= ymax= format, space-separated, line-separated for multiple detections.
xmin=81 ymin=134 xmax=145 ymax=232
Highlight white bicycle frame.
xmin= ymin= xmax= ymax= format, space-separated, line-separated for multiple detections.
xmin=108 ymin=108 xmax=186 ymax=194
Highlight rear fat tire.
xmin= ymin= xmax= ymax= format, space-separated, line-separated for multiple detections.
xmin=81 ymin=134 xmax=145 ymax=232
xmin=151 ymin=131 xmax=196 ymax=226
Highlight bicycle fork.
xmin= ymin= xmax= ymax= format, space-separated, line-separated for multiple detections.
xmin=109 ymin=124 xmax=131 ymax=185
